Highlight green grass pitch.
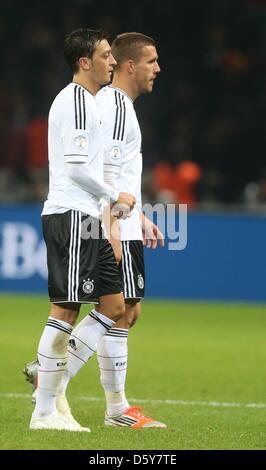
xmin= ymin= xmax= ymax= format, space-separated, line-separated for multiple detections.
xmin=0 ymin=294 xmax=266 ymax=450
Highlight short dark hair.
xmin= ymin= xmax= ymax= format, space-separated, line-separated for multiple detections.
xmin=111 ymin=32 xmax=156 ymax=69
xmin=64 ymin=28 xmax=108 ymax=73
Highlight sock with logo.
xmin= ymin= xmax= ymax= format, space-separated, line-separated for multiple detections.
xmin=97 ymin=328 xmax=129 ymax=417
xmin=33 ymin=317 xmax=72 ymax=418
xmin=58 ymin=310 xmax=115 ymax=395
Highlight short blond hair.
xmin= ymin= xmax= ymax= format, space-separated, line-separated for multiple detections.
xmin=111 ymin=32 xmax=155 ymax=69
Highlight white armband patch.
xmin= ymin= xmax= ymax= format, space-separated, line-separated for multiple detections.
xmin=63 ymin=130 xmax=89 ymax=162
xmin=110 ymin=145 xmax=122 ymax=162
xmin=74 ymin=134 xmax=88 ymax=151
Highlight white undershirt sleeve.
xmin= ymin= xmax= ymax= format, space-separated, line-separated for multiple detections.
xmin=66 ymin=161 xmax=119 ymax=204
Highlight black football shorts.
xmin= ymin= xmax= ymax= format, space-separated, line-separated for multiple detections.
xmin=42 ymin=210 xmax=122 ymax=303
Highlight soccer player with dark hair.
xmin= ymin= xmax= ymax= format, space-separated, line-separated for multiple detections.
xmin=29 ymin=28 xmax=135 ymax=432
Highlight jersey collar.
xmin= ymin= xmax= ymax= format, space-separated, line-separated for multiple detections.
xmin=108 ymin=85 xmax=133 ymax=103
xmin=71 ymin=82 xmax=95 ymax=98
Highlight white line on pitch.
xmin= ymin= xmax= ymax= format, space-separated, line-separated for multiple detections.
xmin=1 ymin=392 xmax=266 ymax=409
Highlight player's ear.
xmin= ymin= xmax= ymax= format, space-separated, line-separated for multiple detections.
xmin=127 ymin=60 xmax=135 ymax=74
xmin=79 ymin=57 xmax=91 ymax=71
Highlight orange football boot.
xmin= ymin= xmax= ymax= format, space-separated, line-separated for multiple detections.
xmin=104 ymin=406 xmax=167 ymax=428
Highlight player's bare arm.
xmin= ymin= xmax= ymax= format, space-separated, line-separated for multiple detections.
xmin=102 ymin=205 xmax=122 ymax=264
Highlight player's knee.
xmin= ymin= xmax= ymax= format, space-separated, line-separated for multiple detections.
xmin=51 ymin=303 xmax=80 ymax=326
xmin=110 ymin=300 xmax=125 ymax=323
xmin=120 ymin=317 xmax=136 ymax=329
xmin=129 ymin=314 xmax=138 ymax=328
xmin=124 ymin=301 xmax=141 ymax=328
xmin=128 ymin=309 xmax=141 ymax=328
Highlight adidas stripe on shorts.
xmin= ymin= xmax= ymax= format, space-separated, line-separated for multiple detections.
xmin=119 ymin=240 xmax=145 ymax=301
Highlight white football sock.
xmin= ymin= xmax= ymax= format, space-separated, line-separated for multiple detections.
xmin=97 ymin=328 xmax=129 ymax=416
xmin=58 ymin=310 xmax=115 ymax=395
xmin=33 ymin=317 xmax=72 ymax=418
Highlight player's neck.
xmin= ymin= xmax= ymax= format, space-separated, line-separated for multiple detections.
xmin=72 ymin=74 xmax=100 ymax=96
xmin=111 ymin=76 xmax=139 ymax=102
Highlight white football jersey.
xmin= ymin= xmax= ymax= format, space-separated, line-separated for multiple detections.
xmin=42 ymin=83 xmax=106 ymax=218
xmin=97 ymin=85 xmax=143 ymax=241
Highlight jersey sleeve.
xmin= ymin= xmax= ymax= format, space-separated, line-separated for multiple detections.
xmin=116 ymin=112 xmax=142 ymax=195
xmin=102 ymin=91 xmax=127 ymax=188
xmin=62 ymin=130 xmax=90 ymax=163
xmin=60 ymin=87 xmax=94 ymax=163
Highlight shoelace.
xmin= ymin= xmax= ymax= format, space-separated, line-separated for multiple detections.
xmin=127 ymin=407 xmax=152 ymax=422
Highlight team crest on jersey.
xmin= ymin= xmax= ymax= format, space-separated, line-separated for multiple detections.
xmin=82 ymin=278 xmax=94 ymax=294
xmin=137 ymin=274 xmax=144 ymax=289
xmin=110 ymin=146 xmax=121 ymax=161
xmin=74 ymin=134 xmax=88 ymax=150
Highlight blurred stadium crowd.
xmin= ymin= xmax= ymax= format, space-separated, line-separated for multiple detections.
xmin=1 ymin=0 xmax=266 ymax=209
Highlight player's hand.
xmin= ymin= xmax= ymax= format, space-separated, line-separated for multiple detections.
xmin=117 ymin=192 xmax=135 ymax=210
xmin=111 ymin=192 xmax=136 ymax=219
xmin=142 ymin=214 xmax=164 ymax=249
